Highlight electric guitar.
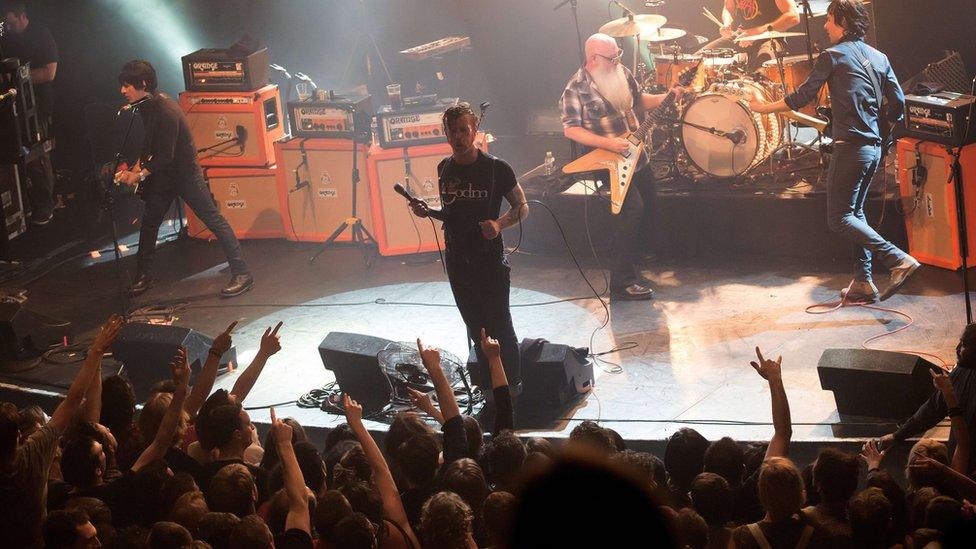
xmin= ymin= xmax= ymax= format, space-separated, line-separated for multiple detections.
xmin=562 ymin=62 xmax=700 ymax=214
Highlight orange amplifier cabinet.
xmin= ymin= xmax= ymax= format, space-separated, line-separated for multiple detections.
xmin=274 ymin=138 xmax=373 ymax=242
xmin=896 ymin=137 xmax=976 ymax=270
xmin=366 ymin=134 xmax=487 ymax=256
xmin=186 ymin=166 xmax=285 ymax=240
xmin=179 ymin=84 xmax=286 ymax=167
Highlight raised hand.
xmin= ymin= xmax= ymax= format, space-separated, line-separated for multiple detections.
xmin=269 ymin=406 xmax=293 ymax=446
xmin=211 ymin=320 xmax=238 ymax=355
xmin=416 ymin=339 xmax=441 ymax=372
xmin=909 ymin=454 xmax=947 ymax=474
xmin=92 ymin=314 xmax=125 ymax=355
xmin=930 ymin=368 xmax=955 ymax=398
xmin=479 ymin=219 xmax=501 ymax=240
xmin=259 ymin=321 xmax=283 ymax=356
xmin=344 ymin=394 xmax=363 ymax=424
xmin=749 ymin=346 xmax=782 ymax=381
xmin=480 ymin=328 xmax=501 ymax=360
xmin=407 ymin=387 xmax=438 ymax=416
xmin=171 ymin=346 xmax=190 ymax=387
xmin=860 ymin=439 xmax=886 ymax=470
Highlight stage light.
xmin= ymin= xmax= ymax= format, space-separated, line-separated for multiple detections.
xmin=100 ymin=0 xmax=198 ymax=61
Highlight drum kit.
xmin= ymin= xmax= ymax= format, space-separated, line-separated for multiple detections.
xmin=597 ymin=4 xmax=833 ymax=179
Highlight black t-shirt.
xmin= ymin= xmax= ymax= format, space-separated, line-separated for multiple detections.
xmin=730 ymin=0 xmax=783 ymax=30
xmin=275 ymin=528 xmax=313 ymax=549
xmin=137 ymin=93 xmax=205 ymax=190
xmin=437 ymin=150 xmax=517 ymax=256
xmin=0 ymin=21 xmax=58 ymax=117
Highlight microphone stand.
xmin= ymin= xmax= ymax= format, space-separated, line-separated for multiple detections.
xmin=554 ymin=0 xmax=584 ymax=160
xmin=196 ymin=136 xmax=243 ymax=160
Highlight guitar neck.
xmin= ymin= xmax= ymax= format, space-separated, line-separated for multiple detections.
xmin=633 ymin=90 xmax=677 ymax=141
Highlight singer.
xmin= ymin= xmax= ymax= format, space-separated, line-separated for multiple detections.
xmin=409 ymin=102 xmax=528 ymax=397
xmin=114 ymin=60 xmax=253 ymax=298
xmin=560 ymin=33 xmax=682 ymax=300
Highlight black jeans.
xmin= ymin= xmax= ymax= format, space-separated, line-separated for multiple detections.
xmin=137 ymin=174 xmax=249 ymax=276
xmin=445 ymin=250 xmax=521 ymax=393
xmin=609 ymin=163 xmax=655 ymax=289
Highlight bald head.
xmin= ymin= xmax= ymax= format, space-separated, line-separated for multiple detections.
xmin=585 ymin=33 xmax=618 ymax=58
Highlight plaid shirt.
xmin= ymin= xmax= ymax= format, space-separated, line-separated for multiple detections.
xmin=560 ymin=65 xmax=646 ymax=165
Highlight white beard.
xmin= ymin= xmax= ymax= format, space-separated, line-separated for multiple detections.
xmin=590 ymin=63 xmax=633 ymax=115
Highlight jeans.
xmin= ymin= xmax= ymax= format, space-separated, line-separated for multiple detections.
xmin=609 ymin=163 xmax=655 ymax=289
xmin=826 ymin=141 xmax=908 ymax=282
xmin=445 ymin=250 xmax=521 ymax=392
xmin=137 ymin=174 xmax=249 ymax=276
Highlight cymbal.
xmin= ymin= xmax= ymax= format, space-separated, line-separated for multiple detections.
xmin=639 ymin=27 xmax=687 ymax=42
xmin=808 ymin=0 xmax=870 ymax=17
xmin=599 ymin=13 xmax=667 ymax=38
xmin=733 ymin=29 xmax=806 ymax=42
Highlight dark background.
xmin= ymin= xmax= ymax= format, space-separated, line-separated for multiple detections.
xmin=8 ymin=0 xmax=975 ymax=177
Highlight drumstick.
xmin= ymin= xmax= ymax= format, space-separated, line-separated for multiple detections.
xmin=702 ymin=7 xmax=724 ymax=28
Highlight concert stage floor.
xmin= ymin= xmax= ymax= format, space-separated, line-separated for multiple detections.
xmin=3 ymin=208 xmax=967 ymax=451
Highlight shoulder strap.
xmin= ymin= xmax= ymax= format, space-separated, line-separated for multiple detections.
xmin=747 ymin=523 xmax=774 ymax=549
xmin=848 ymin=41 xmax=884 ymax=109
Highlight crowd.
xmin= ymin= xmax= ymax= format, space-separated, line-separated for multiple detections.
xmin=3 ymin=316 xmax=976 ymax=548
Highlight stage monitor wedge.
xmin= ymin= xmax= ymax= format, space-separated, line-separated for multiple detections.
xmin=818 ymin=348 xmax=937 ymax=419
xmin=318 ymin=332 xmax=394 ymax=416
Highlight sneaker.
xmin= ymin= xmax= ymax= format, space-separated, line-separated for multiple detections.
xmin=879 ymin=256 xmax=921 ymax=301
xmin=841 ymin=280 xmax=879 ymax=303
xmin=220 ymin=273 xmax=254 ymax=298
xmin=611 ymin=283 xmax=654 ymax=301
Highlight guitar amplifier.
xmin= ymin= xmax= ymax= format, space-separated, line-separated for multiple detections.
xmin=181 ymin=47 xmax=269 ymax=92
xmin=287 ymin=95 xmax=372 ymax=139
xmin=375 ymin=98 xmax=458 ymax=149
xmin=0 ymin=164 xmax=26 ymax=243
xmin=180 ymin=85 xmax=286 ymax=167
xmin=903 ymin=92 xmax=976 ymax=147
xmin=186 ymin=166 xmax=285 ymax=240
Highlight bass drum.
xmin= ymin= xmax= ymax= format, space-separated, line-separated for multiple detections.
xmin=680 ymin=80 xmax=781 ymax=177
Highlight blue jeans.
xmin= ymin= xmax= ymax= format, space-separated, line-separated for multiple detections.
xmin=826 ymin=142 xmax=907 ymax=282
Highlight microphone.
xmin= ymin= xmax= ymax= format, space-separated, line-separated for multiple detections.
xmin=728 ymin=129 xmax=746 ymax=145
xmin=0 ymin=88 xmax=16 ymax=102
xmin=235 ymin=125 xmax=248 ymax=152
xmin=393 ymin=183 xmax=423 ymax=205
xmin=117 ymin=95 xmax=150 ymax=115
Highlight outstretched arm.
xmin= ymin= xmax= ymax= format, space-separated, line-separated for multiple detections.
xmin=931 ymin=368 xmax=970 ymax=473
xmin=345 ymin=395 xmax=419 ymax=547
xmin=50 ymin=315 xmax=124 ymax=432
xmin=271 ymin=407 xmax=311 ymax=535
xmin=418 ymin=339 xmax=468 ymax=463
xmin=481 ymin=328 xmax=514 ymax=433
xmin=751 ymin=347 xmax=791 ymax=460
xmin=133 ymin=347 xmax=189 ymax=472
xmin=185 ymin=320 xmax=236 ymax=418
xmin=230 ymin=321 xmax=283 ymax=402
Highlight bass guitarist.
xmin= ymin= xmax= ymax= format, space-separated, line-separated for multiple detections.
xmin=750 ymin=0 xmax=918 ymax=302
xmin=114 ymin=60 xmax=253 ymax=298
xmin=560 ymin=33 xmax=682 ymax=301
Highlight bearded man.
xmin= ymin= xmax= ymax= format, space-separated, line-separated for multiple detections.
xmin=560 ymin=33 xmax=681 ymax=300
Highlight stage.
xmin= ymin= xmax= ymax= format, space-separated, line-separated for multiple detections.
xmin=0 ymin=181 xmax=967 ymax=455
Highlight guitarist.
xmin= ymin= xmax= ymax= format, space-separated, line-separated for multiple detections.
xmin=560 ymin=33 xmax=682 ymax=301
xmin=750 ymin=0 xmax=918 ymax=302
xmin=114 ymin=60 xmax=253 ymax=298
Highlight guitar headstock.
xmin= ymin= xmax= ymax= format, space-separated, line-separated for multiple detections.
xmin=677 ymin=60 xmax=703 ymax=88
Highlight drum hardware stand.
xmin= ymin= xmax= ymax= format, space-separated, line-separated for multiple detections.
xmin=796 ymin=0 xmax=827 ymax=164
xmin=308 ymin=112 xmax=377 ymax=267
xmin=763 ymin=42 xmax=819 ymax=181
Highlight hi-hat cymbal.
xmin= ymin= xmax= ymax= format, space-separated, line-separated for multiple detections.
xmin=733 ymin=29 xmax=806 ymax=42
xmin=639 ymin=27 xmax=687 ymax=42
xmin=600 ymin=13 xmax=667 ymax=38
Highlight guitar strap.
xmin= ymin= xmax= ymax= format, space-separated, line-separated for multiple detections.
xmin=847 ymin=41 xmax=887 ymax=143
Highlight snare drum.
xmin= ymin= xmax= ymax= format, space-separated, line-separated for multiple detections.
xmin=700 ymin=48 xmax=747 ymax=81
xmin=653 ymin=54 xmax=702 ymax=88
xmin=680 ymin=80 xmax=781 ymax=177
xmin=762 ymin=55 xmax=830 ymax=116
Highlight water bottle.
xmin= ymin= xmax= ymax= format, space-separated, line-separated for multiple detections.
xmin=544 ymin=151 xmax=555 ymax=176
xmin=370 ymin=117 xmax=379 ymax=146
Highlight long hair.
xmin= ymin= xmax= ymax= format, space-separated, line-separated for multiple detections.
xmin=828 ymin=0 xmax=871 ymax=39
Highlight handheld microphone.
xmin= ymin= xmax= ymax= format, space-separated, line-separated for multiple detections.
xmin=393 ymin=183 xmax=423 ymax=205
xmin=235 ymin=125 xmax=248 ymax=152
xmin=117 ymin=95 xmax=150 ymax=115
xmin=0 ymin=88 xmax=16 ymax=102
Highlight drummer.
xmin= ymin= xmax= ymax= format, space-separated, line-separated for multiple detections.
xmin=721 ymin=0 xmax=801 ymax=69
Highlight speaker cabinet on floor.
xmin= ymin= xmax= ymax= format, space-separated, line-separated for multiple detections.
xmin=896 ymin=137 xmax=976 ymax=270
xmin=275 ymin=138 xmax=373 ymax=242
xmin=366 ymin=135 xmax=487 ymax=256
xmin=0 ymin=301 xmax=71 ymax=363
xmin=319 ymin=332 xmax=394 ymax=416
xmin=817 ymin=348 xmax=937 ymax=419
xmin=111 ymin=323 xmax=237 ymax=401
xmin=186 ymin=166 xmax=285 ymax=240
xmin=180 ymin=85 xmax=285 ymax=167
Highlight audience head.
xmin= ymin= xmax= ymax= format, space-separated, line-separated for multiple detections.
xmin=957 ymin=322 xmax=976 ymax=367
xmin=42 ymin=510 xmax=99 ymax=549
xmin=924 ymin=495 xmax=962 ymax=533
xmin=675 ymin=508 xmax=708 ymax=549
xmin=524 ymin=437 xmax=555 ymax=459
xmin=485 ymin=429 xmax=526 ymax=489
xmin=339 ymin=481 xmax=384 ymax=525
xmin=461 ymin=415 xmax=483 ymax=460
xmin=906 ymin=439 xmax=950 ymax=491
xmin=207 ymin=463 xmax=257 ymax=518
xmin=259 ymin=417 xmax=306 ymax=471
xmin=848 ymin=487 xmax=893 ymax=549
xmin=384 ymin=412 xmax=435 ymax=471
xmin=196 ymin=390 xmax=233 ymax=451
xmin=397 ymin=433 xmax=440 ymax=489
xmin=159 ymin=472 xmax=199 ymax=518
xmin=690 ymin=472 xmax=732 ymax=527
xmin=314 ymin=490 xmax=354 ymax=544
xmin=169 ymin=491 xmax=208 ymax=534
xmin=334 ymin=444 xmax=372 ymax=487
xmin=866 ymin=468 xmax=908 ymax=539
xmin=324 ymin=422 xmax=357 ymax=453
xmin=202 ymin=402 xmax=249 ymax=453
xmin=228 ymin=514 xmax=274 ymax=549
xmin=147 ymin=521 xmax=192 ymax=549
xmin=101 ymin=375 xmax=137 ymax=435
xmin=910 ymin=487 xmax=940 ymax=531
xmin=334 ymin=512 xmax=377 ymax=549
xmin=138 ymin=392 xmax=188 ymax=450
xmin=813 ymin=447 xmax=859 ymax=504
xmin=484 ymin=491 xmax=517 ymax=548
xmin=704 ymin=437 xmax=745 ymax=487
xmin=323 ymin=438 xmax=360 ymax=484
xmin=567 ymin=420 xmax=616 ymax=456
xmin=269 ymin=441 xmax=326 ymax=495
xmin=757 ymin=457 xmax=805 ymax=522
xmin=421 ymin=491 xmax=474 ymax=549
xmin=196 ymin=512 xmax=240 ymax=549
xmin=0 ymin=402 xmax=19 ymax=463
xmin=17 ymin=404 xmax=45 ymax=443
xmin=664 ymin=428 xmax=708 ymax=493
xmin=439 ymin=458 xmax=490 ymax=513
xmin=612 ymin=450 xmax=659 ymax=490
xmin=60 ymin=435 xmax=106 ymax=489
